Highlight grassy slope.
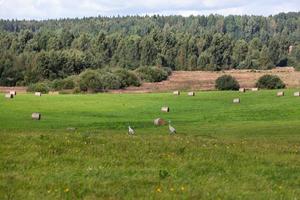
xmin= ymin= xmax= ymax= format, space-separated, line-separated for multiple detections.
xmin=0 ymin=90 xmax=300 ymax=199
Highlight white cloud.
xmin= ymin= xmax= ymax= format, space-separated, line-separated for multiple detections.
xmin=0 ymin=0 xmax=299 ymax=20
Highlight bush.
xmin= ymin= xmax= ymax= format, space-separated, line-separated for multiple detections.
xmin=79 ymin=69 xmax=124 ymax=92
xmin=135 ymin=66 xmax=169 ymax=82
xmin=113 ymin=69 xmax=141 ymax=88
xmin=162 ymin=67 xmax=173 ymax=76
xmin=215 ymin=75 xmax=240 ymax=90
xmin=27 ymin=82 xmax=50 ymax=93
xmin=101 ymin=72 xmax=122 ymax=90
xmin=52 ymin=76 xmax=76 ymax=90
xmin=256 ymin=75 xmax=286 ymax=89
xmin=79 ymin=69 xmax=104 ymax=92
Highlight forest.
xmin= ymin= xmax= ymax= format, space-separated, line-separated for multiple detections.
xmin=0 ymin=12 xmax=300 ymax=87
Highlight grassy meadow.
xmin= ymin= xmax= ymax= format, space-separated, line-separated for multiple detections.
xmin=1 ymin=90 xmax=300 ymax=199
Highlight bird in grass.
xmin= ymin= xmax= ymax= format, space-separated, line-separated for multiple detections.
xmin=168 ymin=120 xmax=176 ymax=134
xmin=128 ymin=126 xmax=135 ymax=135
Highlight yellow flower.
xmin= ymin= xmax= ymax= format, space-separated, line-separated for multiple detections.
xmin=170 ymin=188 xmax=174 ymax=192
xmin=156 ymin=188 xmax=162 ymax=193
xmin=47 ymin=190 xmax=51 ymax=194
xmin=181 ymin=186 xmax=185 ymax=191
xmin=64 ymin=188 xmax=69 ymax=193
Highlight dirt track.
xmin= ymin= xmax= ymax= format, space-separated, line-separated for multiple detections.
xmin=1 ymin=67 xmax=300 ymax=94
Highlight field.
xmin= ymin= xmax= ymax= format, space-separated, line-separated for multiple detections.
xmin=1 ymin=90 xmax=300 ymax=199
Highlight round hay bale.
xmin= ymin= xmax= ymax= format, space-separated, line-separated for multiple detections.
xmin=233 ymin=98 xmax=240 ymax=104
xmin=154 ymin=118 xmax=166 ymax=126
xmin=188 ymin=92 xmax=195 ymax=96
xmin=239 ymin=88 xmax=246 ymax=93
xmin=161 ymin=107 xmax=170 ymax=112
xmin=173 ymin=91 xmax=180 ymax=95
xmin=251 ymin=88 xmax=259 ymax=91
xmin=32 ymin=113 xmax=41 ymax=120
xmin=5 ymin=93 xmax=13 ymax=99
xmin=9 ymin=91 xmax=16 ymax=96
xmin=35 ymin=92 xmax=42 ymax=96
xmin=293 ymin=92 xmax=300 ymax=97
xmin=277 ymin=91 xmax=284 ymax=97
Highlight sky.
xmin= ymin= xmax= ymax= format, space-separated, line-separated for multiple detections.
xmin=0 ymin=0 xmax=299 ymax=20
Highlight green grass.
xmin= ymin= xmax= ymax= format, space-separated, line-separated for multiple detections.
xmin=1 ymin=90 xmax=300 ymax=199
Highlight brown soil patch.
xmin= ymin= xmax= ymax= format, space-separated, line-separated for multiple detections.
xmin=111 ymin=67 xmax=300 ymax=93
xmin=0 ymin=87 xmax=27 ymax=94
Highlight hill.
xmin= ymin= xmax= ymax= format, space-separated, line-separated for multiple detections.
xmin=0 ymin=12 xmax=300 ymax=87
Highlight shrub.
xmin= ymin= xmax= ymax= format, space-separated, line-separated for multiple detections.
xmin=113 ymin=69 xmax=141 ymax=88
xmin=162 ymin=67 xmax=173 ymax=76
xmin=135 ymin=66 xmax=168 ymax=82
xmin=215 ymin=75 xmax=240 ymax=90
xmin=79 ymin=69 xmax=124 ymax=92
xmin=79 ymin=69 xmax=103 ymax=92
xmin=27 ymin=82 xmax=50 ymax=93
xmin=100 ymin=72 xmax=122 ymax=90
xmin=52 ymin=77 xmax=76 ymax=90
xmin=256 ymin=75 xmax=286 ymax=89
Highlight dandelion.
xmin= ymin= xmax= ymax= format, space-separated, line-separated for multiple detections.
xmin=170 ymin=188 xmax=174 ymax=192
xmin=181 ymin=186 xmax=185 ymax=191
xmin=156 ymin=188 xmax=162 ymax=193
xmin=64 ymin=188 xmax=69 ymax=193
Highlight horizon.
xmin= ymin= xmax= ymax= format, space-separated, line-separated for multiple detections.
xmin=0 ymin=0 xmax=299 ymax=20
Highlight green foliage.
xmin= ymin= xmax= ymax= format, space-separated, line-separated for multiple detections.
xmin=79 ymin=70 xmax=104 ymax=93
xmin=0 ymin=13 xmax=299 ymax=86
xmin=256 ymin=75 xmax=286 ymax=89
xmin=78 ymin=69 xmax=128 ymax=92
xmin=289 ymin=45 xmax=300 ymax=71
xmin=27 ymin=82 xmax=50 ymax=93
xmin=215 ymin=75 xmax=240 ymax=90
xmin=51 ymin=76 xmax=76 ymax=90
xmin=113 ymin=68 xmax=141 ymax=88
xmin=100 ymin=72 xmax=122 ymax=90
xmin=135 ymin=66 xmax=168 ymax=82
xmin=159 ymin=169 xmax=170 ymax=180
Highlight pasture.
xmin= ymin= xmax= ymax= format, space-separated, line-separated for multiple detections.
xmin=1 ymin=90 xmax=300 ymax=199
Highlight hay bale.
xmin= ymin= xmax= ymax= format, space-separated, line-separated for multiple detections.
xmin=293 ymin=92 xmax=300 ymax=97
xmin=251 ymin=88 xmax=259 ymax=91
xmin=173 ymin=91 xmax=180 ymax=95
xmin=35 ymin=92 xmax=42 ymax=96
xmin=5 ymin=93 xmax=13 ymax=99
xmin=188 ymin=92 xmax=195 ymax=96
xmin=9 ymin=91 xmax=16 ymax=96
xmin=32 ymin=113 xmax=41 ymax=120
xmin=154 ymin=118 xmax=166 ymax=126
xmin=239 ymin=88 xmax=246 ymax=93
xmin=277 ymin=91 xmax=284 ymax=97
xmin=233 ymin=98 xmax=240 ymax=104
xmin=161 ymin=107 xmax=170 ymax=112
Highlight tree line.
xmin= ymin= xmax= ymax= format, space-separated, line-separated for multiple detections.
xmin=0 ymin=12 xmax=299 ymax=86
